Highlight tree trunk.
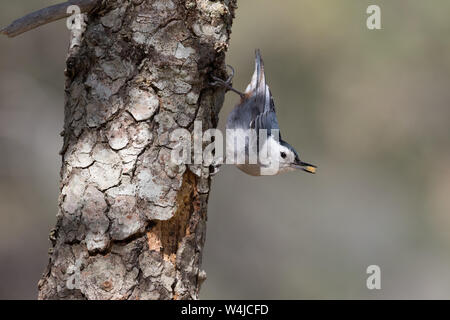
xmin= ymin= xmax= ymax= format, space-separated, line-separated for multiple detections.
xmin=37 ymin=0 xmax=236 ymax=300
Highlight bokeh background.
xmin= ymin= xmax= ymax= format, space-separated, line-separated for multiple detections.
xmin=1 ymin=0 xmax=450 ymax=299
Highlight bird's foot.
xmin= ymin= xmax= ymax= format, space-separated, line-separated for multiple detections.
xmin=210 ymin=65 xmax=245 ymax=98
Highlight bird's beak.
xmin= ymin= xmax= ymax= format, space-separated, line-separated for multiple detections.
xmin=292 ymin=161 xmax=317 ymax=174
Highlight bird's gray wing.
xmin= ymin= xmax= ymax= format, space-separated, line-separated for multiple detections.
xmin=250 ymin=107 xmax=279 ymax=133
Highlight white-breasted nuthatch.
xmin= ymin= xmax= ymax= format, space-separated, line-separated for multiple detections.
xmin=211 ymin=49 xmax=317 ymax=176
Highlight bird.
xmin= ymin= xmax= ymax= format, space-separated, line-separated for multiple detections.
xmin=211 ymin=49 xmax=317 ymax=176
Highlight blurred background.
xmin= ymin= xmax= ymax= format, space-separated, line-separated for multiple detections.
xmin=1 ymin=0 xmax=450 ymax=299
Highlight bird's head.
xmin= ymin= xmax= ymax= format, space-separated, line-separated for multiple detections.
xmin=271 ymin=139 xmax=317 ymax=174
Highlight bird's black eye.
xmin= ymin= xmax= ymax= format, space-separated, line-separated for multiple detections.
xmin=280 ymin=152 xmax=286 ymax=159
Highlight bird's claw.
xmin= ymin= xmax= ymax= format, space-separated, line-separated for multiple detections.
xmin=210 ymin=65 xmax=245 ymax=98
xmin=210 ymin=65 xmax=235 ymax=87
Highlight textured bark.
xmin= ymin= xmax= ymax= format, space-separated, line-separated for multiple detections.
xmin=37 ymin=0 xmax=236 ymax=300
